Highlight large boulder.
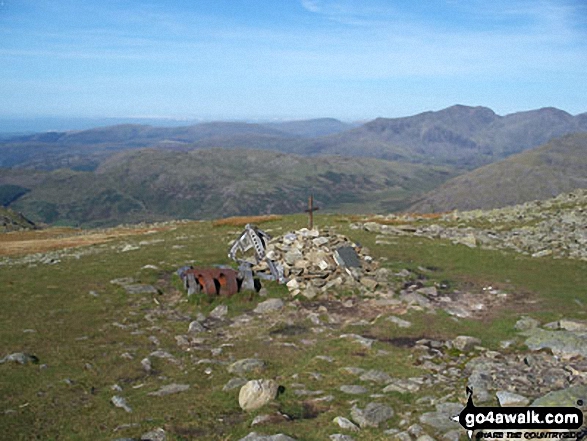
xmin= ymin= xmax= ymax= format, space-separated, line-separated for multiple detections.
xmin=239 ymin=379 xmax=279 ymax=411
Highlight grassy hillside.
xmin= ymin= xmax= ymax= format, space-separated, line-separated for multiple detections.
xmin=409 ymin=133 xmax=587 ymax=212
xmin=1 ymin=206 xmax=586 ymax=439
xmin=0 ymin=206 xmax=36 ymax=232
xmin=0 ymin=148 xmax=453 ymax=227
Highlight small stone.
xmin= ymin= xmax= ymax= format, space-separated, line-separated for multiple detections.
xmin=514 ymin=316 xmax=540 ymax=331
xmin=228 ymin=358 xmax=266 ymax=375
xmin=254 ymin=298 xmax=284 ymax=314
xmin=387 ymin=316 xmax=412 ymax=328
xmin=148 ymin=383 xmax=190 ymax=397
xmin=360 ymin=369 xmax=392 ymax=384
xmin=111 ymin=395 xmax=132 ymax=413
xmin=239 ymin=379 xmax=279 ymax=411
xmin=140 ymin=427 xmax=166 ymax=441
xmin=417 ymin=286 xmax=438 ymax=297
xmin=340 ymin=385 xmax=368 ymax=395
xmin=496 ymin=391 xmax=529 ymax=407
xmin=452 ymin=336 xmax=482 ymax=352
xmin=209 ymin=305 xmax=228 ymax=319
xmin=141 ymin=358 xmax=152 ymax=373
xmin=360 ymin=278 xmax=378 ymax=290
xmin=0 ymin=352 xmax=39 ymax=365
xmin=330 ymin=435 xmax=355 ymax=441
xmin=223 ymin=378 xmax=248 ymax=391
xmin=188 ymin=320 xmax=206 ymax=333
xmin=123 ymin=284 xmax=158 ymax=295
xmin=332 ymin=416 xmax=360 ymax=432
xmin=351 ymin=402 xmax=394 ymax=428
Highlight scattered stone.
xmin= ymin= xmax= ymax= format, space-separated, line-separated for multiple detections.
xmin=140 ymin=427 xmax=166 ymax=441
xmin=254 ymin=298 xmax=285 ymax=314
xmin=351 ymin=402 xmax=394 ymax=428
xmin=188 ymin=320 xmax=206 ymax=333
xmin=452 ymin=336 xmax=482 ymax=352
xmin=111 ymin=395 xmax=132 ymax=413
xmin=339 ymin=334 xmax=375 ymax=349
xmin=149 ymin=350 xmax=178 ymax=364
xmin=387 ymin=316 xmax=412 ymax=328
xmin=124 ymin=284 xmax=158 ymax=295
xmin=360 ymin=369 xmax=393 ymax=384
xmin=0 ymin=352 xmax=39 ymax=365
xmin=228 ymin=358 xmax=266 ymax=375
xmin=339 ymin=385 xmax=368 ymax=395
xmin=239 ymin=379 xmax=280 ymax=411
xmin=141 ymin=357 xmax=152 ymax=373
xmin=419 ymin=402 xmax=463 ymax=432
xmin=514 ymin=316 xmax=540 ymax=331
xmin=148 ymin=383 xmax=190 ymax=397
xmin=209 ymin=305 xmax=228 ymax=319
xmin=330 ymin=435 xmax=355 ymax=441
xmin=531 ymin=385 xmax=587 ymax=407
xmin=496 ymin=391 xmax=529 ymax=407
xmin=333 ymin=416 xmax=360 ymax=432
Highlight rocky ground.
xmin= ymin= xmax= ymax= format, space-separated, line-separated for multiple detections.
xmin=1 ymin=197 xmax=587 ymax=440
xmin=358 ymin=189 xmax=587 ymax=261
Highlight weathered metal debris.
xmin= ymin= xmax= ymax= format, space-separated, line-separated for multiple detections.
xmin=228 ymin=223 xmax=286 ymax=283
xmin=178 ymin=266 xmax=250 ymax=297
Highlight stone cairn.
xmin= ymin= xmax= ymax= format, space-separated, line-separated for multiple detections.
xmin=252 ymin=227 xmax=384 ymax=298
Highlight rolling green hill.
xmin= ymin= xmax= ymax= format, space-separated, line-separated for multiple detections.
xmin=409 ymin=133 xmax=587 ymax=212
xmin=0 ymin=148 xmax=453 ymax=227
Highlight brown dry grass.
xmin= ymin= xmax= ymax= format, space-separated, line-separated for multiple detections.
xmin=212 ymin=214 xmax=282 ymax=227
xmin=0 ymin=225 xmax=173 ymax=257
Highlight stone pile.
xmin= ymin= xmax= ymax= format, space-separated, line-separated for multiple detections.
xmin=252 ymin=228 xmax=387 ymax=298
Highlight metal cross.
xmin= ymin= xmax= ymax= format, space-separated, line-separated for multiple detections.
xmin=304 ymin=195 xmax=320 ymax=230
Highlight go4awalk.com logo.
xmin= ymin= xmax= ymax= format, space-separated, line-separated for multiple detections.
xmin=451 ymin=388 xmax=586 ymax=440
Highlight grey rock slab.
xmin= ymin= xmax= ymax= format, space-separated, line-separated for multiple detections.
xmin=419 ymin=402 xmax=463 ymax=432
xmin=340 ymin=385 xmax=369 ymax=395
xmin=124 ymin=284 xmax=158 ymax=295
xmin=239 ymin=379 xmax=279 ymax=411
xmin=238 ymin=433 xmax=297 ymax=441
xmin=351 ymin=402 xmax=394 ymax=428
xmin=228 ymin=358 xmax=266 ymax=375
xmin=496 ymin=391 xmax=529 ymax=407
xmin=148 ymin=383 xmax=190 ymax=397
xmin=223 ymin=377 xmax=248 ymax=391
xmin=333 ymin=416 xmax=360 ymax=432
xmin=360 ymin=369 xmax=393 ymax=384
xmin=416 ymin=435 xmax=436 ymax=441
xmin=531 ymin=385 xmax=587 ymax=407
xmin=254 ymin=298 xmax=285 ymax=314
xmin=523 ymin=328 xmax=587 ymax=358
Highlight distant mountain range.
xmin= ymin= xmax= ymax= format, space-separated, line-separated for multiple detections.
xmin=1 ymin=105 xmax=586 ymax=226
xmin=409 ymin=133 xmax=587 ymax=212
xmin=2 ymin=106 xmax=586 ymax=172
xmin=0 ymin=149 xmax=452 ymax=227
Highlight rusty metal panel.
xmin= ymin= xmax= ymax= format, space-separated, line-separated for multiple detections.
xmin=183 ymin=267 xmax=240 ymax=297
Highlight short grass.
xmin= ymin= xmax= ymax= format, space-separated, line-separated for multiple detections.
xmin=1 ymin=214 xmax=586 ymax=439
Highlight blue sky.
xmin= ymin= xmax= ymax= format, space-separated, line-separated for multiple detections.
xmin=1 ymin=0 xmax=586 ymax=121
